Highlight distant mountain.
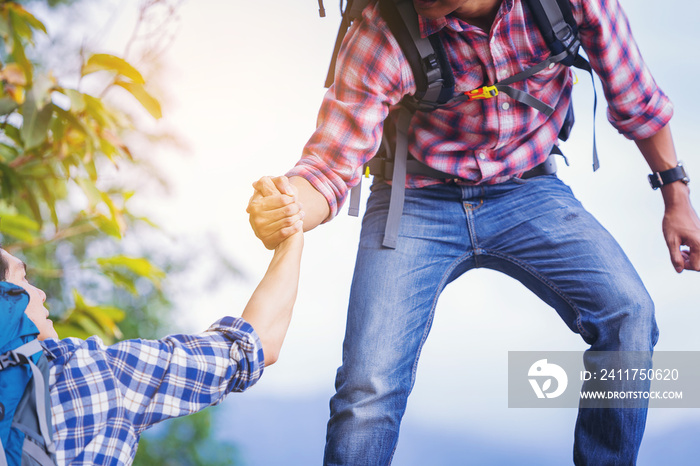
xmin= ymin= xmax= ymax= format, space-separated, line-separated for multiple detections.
xmin=215 ymin=392 xmax=700 ymax=465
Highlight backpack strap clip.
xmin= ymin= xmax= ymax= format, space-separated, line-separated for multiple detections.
xmin=0 ymin=350 xmax=21 ymax=370
xmin=463 ymin=85 xmax=499 ymax=101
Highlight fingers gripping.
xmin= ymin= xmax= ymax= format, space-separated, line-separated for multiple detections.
xmin=248 ymin=176 xmax=304 ymax=249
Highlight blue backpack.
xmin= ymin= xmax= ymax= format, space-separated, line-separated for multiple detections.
xmin=0 ymin=282 xmax=57 ymax=466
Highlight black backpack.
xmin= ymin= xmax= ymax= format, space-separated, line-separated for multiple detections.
xmin=321 ymin=0 xmax=597 ymax=248
xmin=0 ymin=282 xmax=57 ymax=466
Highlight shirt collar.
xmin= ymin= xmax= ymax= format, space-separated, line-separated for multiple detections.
xmin=417 ymin=0 xmax=514 ymax=38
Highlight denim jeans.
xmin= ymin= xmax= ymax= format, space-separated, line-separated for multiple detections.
xmin=324 ymin=176 xmax=659 ymax=465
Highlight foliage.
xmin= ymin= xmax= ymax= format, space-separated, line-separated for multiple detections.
xmin=0 ymin=2 xmax=243 ymax=464
xmin=134 ymin=408 xmax=240 ymax=466
xmin=0 ymin=2 xmax=246 ymax=464
xmin=0 ymin=0 xmax=166 ymax=340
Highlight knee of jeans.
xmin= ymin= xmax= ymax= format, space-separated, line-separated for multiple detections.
xmin=333 ymin=357 xmax=413 ymax=411
xmin=590 ymin=286 xmax=658 ymax=351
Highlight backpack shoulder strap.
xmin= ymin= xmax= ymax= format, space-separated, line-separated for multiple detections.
xmin=345 ymin=0 xmax=454 ymax=227
xmin=325 ymin=0 xmax=371 ymax=87
xmin=522 ymin=0 xmax=600 ymax=170
xmin=378 ymin=0 xmax=454 ymax=109
xmin=523 ymin=0 xmax=581 ymax=67
xmin=325 ymin=0 xmax=454 ymax=108
xmin=2 ymin=340 xmax=57 ymax=466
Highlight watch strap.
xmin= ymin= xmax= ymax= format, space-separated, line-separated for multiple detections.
xmin=648 ymin=163 xmax=689 ymax=190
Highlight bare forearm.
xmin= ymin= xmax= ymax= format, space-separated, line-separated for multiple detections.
xmin=635 ymin=124 xmax=690 ymax=207
xmin=635 ymin=123 xmax=700 ymax=271
xmin=289 ymin=176 xmax=330 ymax=232
xmin=636 ymin=123 xmax=678 ymax=172
xmin=241 ymin=232 xmax=303 ymax=365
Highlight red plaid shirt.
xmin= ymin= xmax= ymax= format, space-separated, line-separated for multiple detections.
xmin=287 ymin=0 xmax=673 ymax=219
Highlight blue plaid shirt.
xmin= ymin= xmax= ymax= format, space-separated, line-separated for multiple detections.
xmin=41 ymin=317 xmax=264 ymax=465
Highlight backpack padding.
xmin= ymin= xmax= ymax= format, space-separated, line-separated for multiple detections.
xmin=523 ymin=0 xmax=580 ymax=67
xmin=427 ymin=34 xmax=455 ymax=105
xmin=379 ymin=0 xmax=431 ymax=101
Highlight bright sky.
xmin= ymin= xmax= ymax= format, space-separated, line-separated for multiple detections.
xmin=46 ymin=0 xmax=700 ymax=463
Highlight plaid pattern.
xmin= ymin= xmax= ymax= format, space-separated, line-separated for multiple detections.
xmin=42 ymin=317 xmax=264 ymax=465
xmin=287 ymin=0 xmax=673 ymax=218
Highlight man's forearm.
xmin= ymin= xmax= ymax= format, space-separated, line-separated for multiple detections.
xmin=635 ymin=123 xmax=700 ymax=271
xmin=635 ymin=124 xmax=691 ymax=208
xmin=290 ymin=176 xmax=331 ymax=232
xmin=241 ymin=232 xmax=303 ymax=365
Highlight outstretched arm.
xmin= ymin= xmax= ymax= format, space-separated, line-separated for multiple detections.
xmin=636 ymin=124 xmax=700 ymax=272
xmin=241 ymin=231 xmax=304 ymax=365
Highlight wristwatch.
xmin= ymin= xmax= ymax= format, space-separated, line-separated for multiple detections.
xmin=648 ymin=162 xmax=690 ymax=190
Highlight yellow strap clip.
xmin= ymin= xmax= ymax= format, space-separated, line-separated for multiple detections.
xmin=464 ymin=85 xmax=499 ymax=101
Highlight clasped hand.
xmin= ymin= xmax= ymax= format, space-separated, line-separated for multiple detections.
xmin=247 ymin=176 xmax=305 ymax=250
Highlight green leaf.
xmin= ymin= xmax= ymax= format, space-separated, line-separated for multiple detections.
xmin=10 ymin=28 xmax=32 ymax=85
xmin=0 ymin=162 xmax=18 ymax=199
xmin=75 ymin=177 xmax=101 ymax=208
xmin=0 ymin=143 xmax=19 ymax=162
xmin=82 ymin=53 xmax=145 ymax=84
xmin=52 ymin=321 xmax=91 ymax=341
xmin=0 ymin=97 xmax=18 ymax=115
xmin=88 ymin=305 xmax=125 ymax=337
xmin=0 ymin=10 xmax=10 ymax=40
xmin=68 ymin=289 xmax=124 ymax=343
xmin=83 ymin=93 xmax=114 ymax=128
xmin=8 ymin=8 xmax=33 ymax=44
xmin=114 ymin=81 xmax=162 ymax=119
xmin=98 ymin=255 xmax=166 ymax=282
xmin=73 ymin=314 xmax=105 ymax=338
xmin=29 ymin=74 xmax=56 ymax=108
xmin=20 ymin=98 xmax=53 ymax=150
xmin=7 ymin=3 xmax=46 ymax=36
xmin=98 ymin=134 xmax=119 ymax=161
xmin=101 ymin=269 xmax=138 ymax=295
xmin=37 ymin=179 xmax=59 ymax=228
xmin=0 ymin=210 xmax=40 ymax=242
xmin=93 ymin=213 xmax=122 ymax=239
xmin=19 ymin=177 xmax=43 ymax=227
xmin=62 ymin=88 xmax=86 ymax=112
xmin=2 ymin=124 xmax=22 ymax=145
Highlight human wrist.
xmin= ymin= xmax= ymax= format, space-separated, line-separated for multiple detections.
xmin=660 ymin=180 xmax=691 ymax=210
xmin=275 ymin=231 xmax=304 ymax=255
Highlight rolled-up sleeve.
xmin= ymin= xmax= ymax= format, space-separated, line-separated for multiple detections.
xmin=576 ymin=0 xmax=673 ymax=140
xmin=286 ymin=4 xmax=411 ymax=219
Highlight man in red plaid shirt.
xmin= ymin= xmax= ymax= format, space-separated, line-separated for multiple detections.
xmin=248 ymin=0 xmax=700 ymax=464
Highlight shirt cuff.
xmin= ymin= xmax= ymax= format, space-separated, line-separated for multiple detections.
xmin=286 ymin=163 xmax=342 ymax=221
xmin=208 ymin=316 xmax=265 ymax=392
xmin=609 ymin=91 xmax=674 ymax=140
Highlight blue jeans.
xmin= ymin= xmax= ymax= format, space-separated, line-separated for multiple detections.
xmin=324 ymin=176 xmax=659 ymax=465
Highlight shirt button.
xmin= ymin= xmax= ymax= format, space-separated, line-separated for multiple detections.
xmin=478 ymin=152 xmax=487 ymax=160
xmin=498 ymin=70 xmax=508 ymax=80
xmin=501 ymin=102 xmax=510 ymax=110
xmin=548 ymin=62 xmax=555 ymax=69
